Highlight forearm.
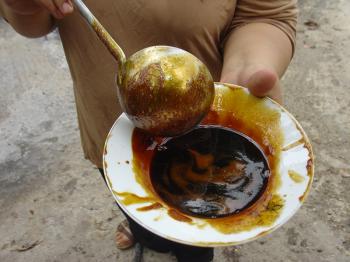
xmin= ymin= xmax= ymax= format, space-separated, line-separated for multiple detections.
xmin=220 ymin=22 xmax=293 ymax=84
xmin=0 ymin=1 xmax=55 ymax=38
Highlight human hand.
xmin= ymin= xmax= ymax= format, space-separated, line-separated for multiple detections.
xmin=4 ymin=0 xmax=73 ymax=19
xmin=220 ymin=65 xmax=283 ymax=105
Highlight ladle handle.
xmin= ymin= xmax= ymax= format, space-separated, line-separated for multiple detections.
xmin=72 ymin=0 xmax=126 ymax=68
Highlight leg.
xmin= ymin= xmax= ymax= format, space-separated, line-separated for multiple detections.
xmin=172 ymin=243 xmax=214 ymax=262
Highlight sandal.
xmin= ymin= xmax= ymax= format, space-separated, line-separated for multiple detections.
xmin=115 ymin=219 xmax=135 ymax=250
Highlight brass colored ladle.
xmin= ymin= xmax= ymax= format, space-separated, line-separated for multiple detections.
xmin=73 ymin=0 xmax=214 ymax=136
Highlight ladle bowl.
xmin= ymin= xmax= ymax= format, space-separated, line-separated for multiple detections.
xmin=119 ymin=46 xmax=214 ymax=136
xmin=73 ymin=0 xmax=214 ymax=136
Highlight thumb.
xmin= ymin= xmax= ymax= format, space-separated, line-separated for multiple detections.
xmin=246 ymin=69 xmax=277 ymax=98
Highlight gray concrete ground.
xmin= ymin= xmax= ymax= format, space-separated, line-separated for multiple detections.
xmin=0 ymin=1 xmax=349 ymax=261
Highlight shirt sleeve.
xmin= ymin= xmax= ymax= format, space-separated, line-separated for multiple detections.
xmin=224 ymin=0 xmax=298 ymax=55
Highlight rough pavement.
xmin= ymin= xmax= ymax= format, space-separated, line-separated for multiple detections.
xmin=0 ymin=0 xmax=349 ymax=261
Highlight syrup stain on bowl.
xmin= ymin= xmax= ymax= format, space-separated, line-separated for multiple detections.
xmin=288 ymin=170 xmax=305 ymax=183
xmin=114 ymin=87 xmax=288 ymax=234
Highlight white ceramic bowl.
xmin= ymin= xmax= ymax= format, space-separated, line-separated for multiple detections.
xmin=103 ymin=83 xmax=314 ymax=247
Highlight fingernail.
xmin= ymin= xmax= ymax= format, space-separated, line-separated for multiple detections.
xmin=61 ymin=2 xmax=73 ymax=14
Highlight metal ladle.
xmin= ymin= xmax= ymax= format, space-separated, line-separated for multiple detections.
xmin=73 ymin=0 xmax=215 ymax=136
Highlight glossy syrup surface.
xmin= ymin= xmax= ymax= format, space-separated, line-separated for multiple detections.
xmin=150 ymin=126 xmax=270 ymax=218
xmin=126 ymin=87 xmax=286 ymax=234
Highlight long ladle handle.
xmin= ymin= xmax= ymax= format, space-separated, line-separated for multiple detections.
xmin=72 ymin=0 xmax=126 ymax=69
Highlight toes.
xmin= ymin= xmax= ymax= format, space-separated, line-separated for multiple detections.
xmin=115 ymin=220 xmax=135 ymax=250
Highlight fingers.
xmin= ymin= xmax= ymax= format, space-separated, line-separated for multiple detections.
xmin=220 ymin=67 xmax=283 ymax=104
xmin=246 ymin=69 xmax=277 ymax=97
xmin=35 ymin=0 xmax=73 ymax=19
xmin=54 ymin=0 xmax=73 ymax=17
xmin=246 ymin=69 xmax=282 ymax=104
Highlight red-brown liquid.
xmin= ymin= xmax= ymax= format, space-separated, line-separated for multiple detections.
xmin=150 ymin=126 xmax=270 ymax=218
xmin=126 ymin=87 xmax=291 ymax=234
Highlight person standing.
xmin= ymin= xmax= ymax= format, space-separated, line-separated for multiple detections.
xmin=0 ymin=0 xmax=297 ymax=261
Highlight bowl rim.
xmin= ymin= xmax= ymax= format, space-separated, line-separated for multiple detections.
xmin=102 ymin=83 xmax=314 ymax=247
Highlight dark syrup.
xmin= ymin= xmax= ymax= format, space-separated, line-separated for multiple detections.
xmin=150 ymin=125 xmax=270 ymax=218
